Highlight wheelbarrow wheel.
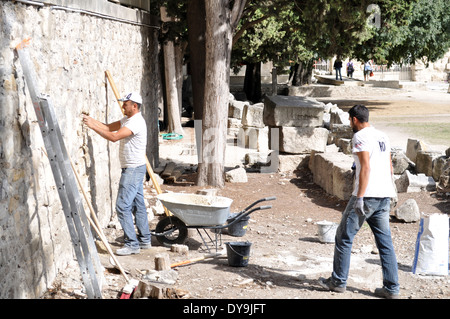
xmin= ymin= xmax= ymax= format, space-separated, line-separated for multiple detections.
xmin=155 ymin=216 xmax=188 ymax=246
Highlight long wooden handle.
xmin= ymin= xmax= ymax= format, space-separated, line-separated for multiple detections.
xmin=70 ymin=158 xmax=130 ymax=283
xmin=105 ymin=70 xmax=170 ymax=216
xmin=170 ymin=252 xmax=223 ymax=268
xmin=42 ymin=148 xmax=130 ymax=282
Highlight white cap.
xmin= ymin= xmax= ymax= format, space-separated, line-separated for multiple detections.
xmin=118 ymin=92 xmax=142 ymax=104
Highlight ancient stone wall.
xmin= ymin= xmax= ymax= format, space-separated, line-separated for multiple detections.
xmin=0 ymin=1 xmax=161 ymax=298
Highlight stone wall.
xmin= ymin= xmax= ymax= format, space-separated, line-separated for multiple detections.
xmin=412 ymin=50 xmax=450 ymax=82
xmin=0 ymin=1 xmax=161 ymax=298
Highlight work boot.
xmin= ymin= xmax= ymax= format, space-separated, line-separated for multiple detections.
xmin=374 ymin=287 xmax=399 ymax=299
xmin=318 ymin=277 xmax=346 ymax=293
xmin=139 ymin=242 xmax=152 ymax=249
xmin=116 ymin=246 xmax=140 ymax=256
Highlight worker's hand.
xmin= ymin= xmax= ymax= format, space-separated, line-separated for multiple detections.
xmin=354 ymin=197 xmax=365 ymax=216
xmin=82 ymin=114 xmax=94 ymax=129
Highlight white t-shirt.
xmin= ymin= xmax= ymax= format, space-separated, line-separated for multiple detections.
xmin=352 ymin=126 xmax=396 ymax=198
xmin=119 ymin=112 xmax=147 ymax=168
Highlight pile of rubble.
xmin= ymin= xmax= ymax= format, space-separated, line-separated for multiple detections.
xmin=227 ymin=94 xmax=450 ymax=221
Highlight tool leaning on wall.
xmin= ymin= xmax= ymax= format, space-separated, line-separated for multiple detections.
xmin=105 ymin=70 xmax=171 ymax=217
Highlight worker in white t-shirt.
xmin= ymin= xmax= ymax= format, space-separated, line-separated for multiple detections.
xmin=82 ymin=92 xmax=151 ymax=256
xmin=319 ymin=104 xmax=400 ymax=299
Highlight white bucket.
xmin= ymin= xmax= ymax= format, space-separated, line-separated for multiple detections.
xmin=317 ymin=221 xmax=338 ymax=243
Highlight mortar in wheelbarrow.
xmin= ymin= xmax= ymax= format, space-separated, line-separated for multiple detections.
xmin=157 ymin=193 xmax=233 ymax=226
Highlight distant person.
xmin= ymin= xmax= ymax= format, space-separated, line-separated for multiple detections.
xmin=364 ymin=60 xmax=373 ymax=81
xmin=334 ymin=58 xmax=343 ymax=81
xmin=346 ymin=60 xmax=354 ymax=78
xmin=82 ymin=92 xmax=152 ymax=256
xmin=318 ymin=104 xmax=400 ymax=299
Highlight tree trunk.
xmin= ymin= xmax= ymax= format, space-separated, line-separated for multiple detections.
xmin=187 ymin=0 xmax=206 ymax=121
xmin=291 ymin=60 xmax=314 ymax=86
xmin=162 ymin=40 xmax=184 ymax=135
xmin=197 ymin=0 xmax=233 ymax=187
xmin=243 ymin=62 xmax=262 ymax=103
xmin=174 ymin=43 xmax=185 ymax=115
xmin=161 ymin=7 xmax=184 ymax=135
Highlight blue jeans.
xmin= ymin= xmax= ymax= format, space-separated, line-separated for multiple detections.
xmin=335 ymin=68 xmax=342 ymax=80
xmin=331 ymin=196 xmax=399 ymax=294
xmin=115 ymin=165 xmax=151 ymax=248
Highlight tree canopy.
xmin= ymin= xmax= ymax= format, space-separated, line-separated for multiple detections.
xmin=355 ymin=0 xmax=450 ymax=66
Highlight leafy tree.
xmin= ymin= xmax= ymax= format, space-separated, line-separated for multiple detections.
xmin=232 ymin=0 xmax=379 ymax=88
xmin=357 ymin=0 xmax=450 ymax=66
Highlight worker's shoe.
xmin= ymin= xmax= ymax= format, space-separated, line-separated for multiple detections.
xmin=139 ymin=242 xmax=152 ymax=249
xmin=374 ymin=287 xmax=399 ymax=299
xmin=116 ymin=246 xmax=140 ymax=256
xmin=318 ymin=277 xmax=346 ymax=293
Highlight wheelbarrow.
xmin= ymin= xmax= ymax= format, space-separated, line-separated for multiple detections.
xmin=152 ymin=193 xmax=275 ymax=252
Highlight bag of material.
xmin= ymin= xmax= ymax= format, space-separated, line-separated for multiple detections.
xmin=412 ymin=213 xmax=449 ymax=276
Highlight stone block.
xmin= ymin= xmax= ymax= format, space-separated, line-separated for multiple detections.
xmin=228 ymin=100 xmax=247 ymax=119
xmin=327 ymin=124 xmax=353 ymax=145
xmin=263 ymin=95 xmax=324 ymax=127
xmin=228 ymin=117 xmax=242 ymax=129
xmin=241 ymin=103 xmax=264 ymax=128
xmin=225 ymin=167 xmax=248 ymax=183
xmin=395 ymin=199 xmax=420 ymax=223
xmin=437 ymin=166 xmax=450 ymax=194
xmin=238 ymin=126 xmax=269 ymax=152
xmin=244 ymin=152 xmax=270 ymax=165
xmin=309 ymin=151 xmax=354 ymax=200
xmin=391 ymin=149 xmax=413 ymax=175
xmin=330 ymin=108 xmax=350 ymax=126
xmin=335 ymin=138 xmax=352 ymax=155
xmin=416 ymin=150 xmax=442 ymax=177
xmin=277 ymin=154 xmax=309 ymax=173
xmin=433 ymin=156 xmax=449 ymax=182
xmin=406 ymin=138 xmax=431 ymax=163
xmin=395 ymin=170 xmax=436 ymax=193
xmin=332 ymin=160 xmax=355 ymax=200
xmin=277 ymin=127 xmax=328 ymax=154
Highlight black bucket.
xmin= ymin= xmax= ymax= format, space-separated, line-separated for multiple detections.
xmin=225 ymin=241 xmax=252 ymax=267
xmin=227 ymin=214 xmax=250 ymax=237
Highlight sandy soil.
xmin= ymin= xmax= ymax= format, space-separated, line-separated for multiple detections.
xmin=43 ymin=84 xmax=450 ymax=303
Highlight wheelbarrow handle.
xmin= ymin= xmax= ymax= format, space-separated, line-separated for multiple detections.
xmin=240 ymin=196 xmax=276 ymax=214
xmin=227 ymin=205 xmax=272 ymax=227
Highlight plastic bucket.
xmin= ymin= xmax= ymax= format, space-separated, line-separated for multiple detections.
xmin=317 ymin=221 xmax=338 ymax=243
xmin=227 ymin=213 xmax=250 ymax=237
xmin=225 ymin=241 xmax=252 ymax=267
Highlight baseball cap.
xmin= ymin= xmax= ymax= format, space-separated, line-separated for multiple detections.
xmin=118 ymin=92 xmax=142 ymax=104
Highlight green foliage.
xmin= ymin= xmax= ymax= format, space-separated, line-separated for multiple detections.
xmin=387 ymin=0 xmax=450 ymax=65
xmin=152 ymin=0 xmax=450 ymax=70
xmin=231 ymin=0 xmax=377 ymax=73
xmin=354 ymin=0 xmax=450 ymax=66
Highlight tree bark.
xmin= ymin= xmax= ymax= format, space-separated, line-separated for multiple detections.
xmin=161 ymin=7 xmax=184 ymax=135
xmin=290 ymin=60 xmax=314 ymax=86
xmin=162 ymin=40 xmax=184 ymax=135
xmin=195 ymin=0 xmax=246 ymax=187
xmin=197 ymin=0 xmax=234 ymax=187
xmin=187 ymin=0 xmax=206 ymax=121
xmin=243 ymin=62 xmax=262 ymax=103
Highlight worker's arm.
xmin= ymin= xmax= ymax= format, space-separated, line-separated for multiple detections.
xmin=82 ymin=115 xmax=132 ymax=142
xmin=356 ymin=151 xmax=370 ymax=198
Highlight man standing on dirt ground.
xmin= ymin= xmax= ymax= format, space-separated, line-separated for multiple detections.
xmin=82 ymin=92 xmax=152 ymax=256
xmin=318 ymin=104 xmax=400 ymax=299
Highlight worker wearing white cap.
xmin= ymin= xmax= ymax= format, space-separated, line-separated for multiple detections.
xmin=82 ymin=92 xmax=151 ymax=256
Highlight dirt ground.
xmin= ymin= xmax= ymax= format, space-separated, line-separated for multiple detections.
xmin=43 ymin=84 xmax=450 ymax=302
